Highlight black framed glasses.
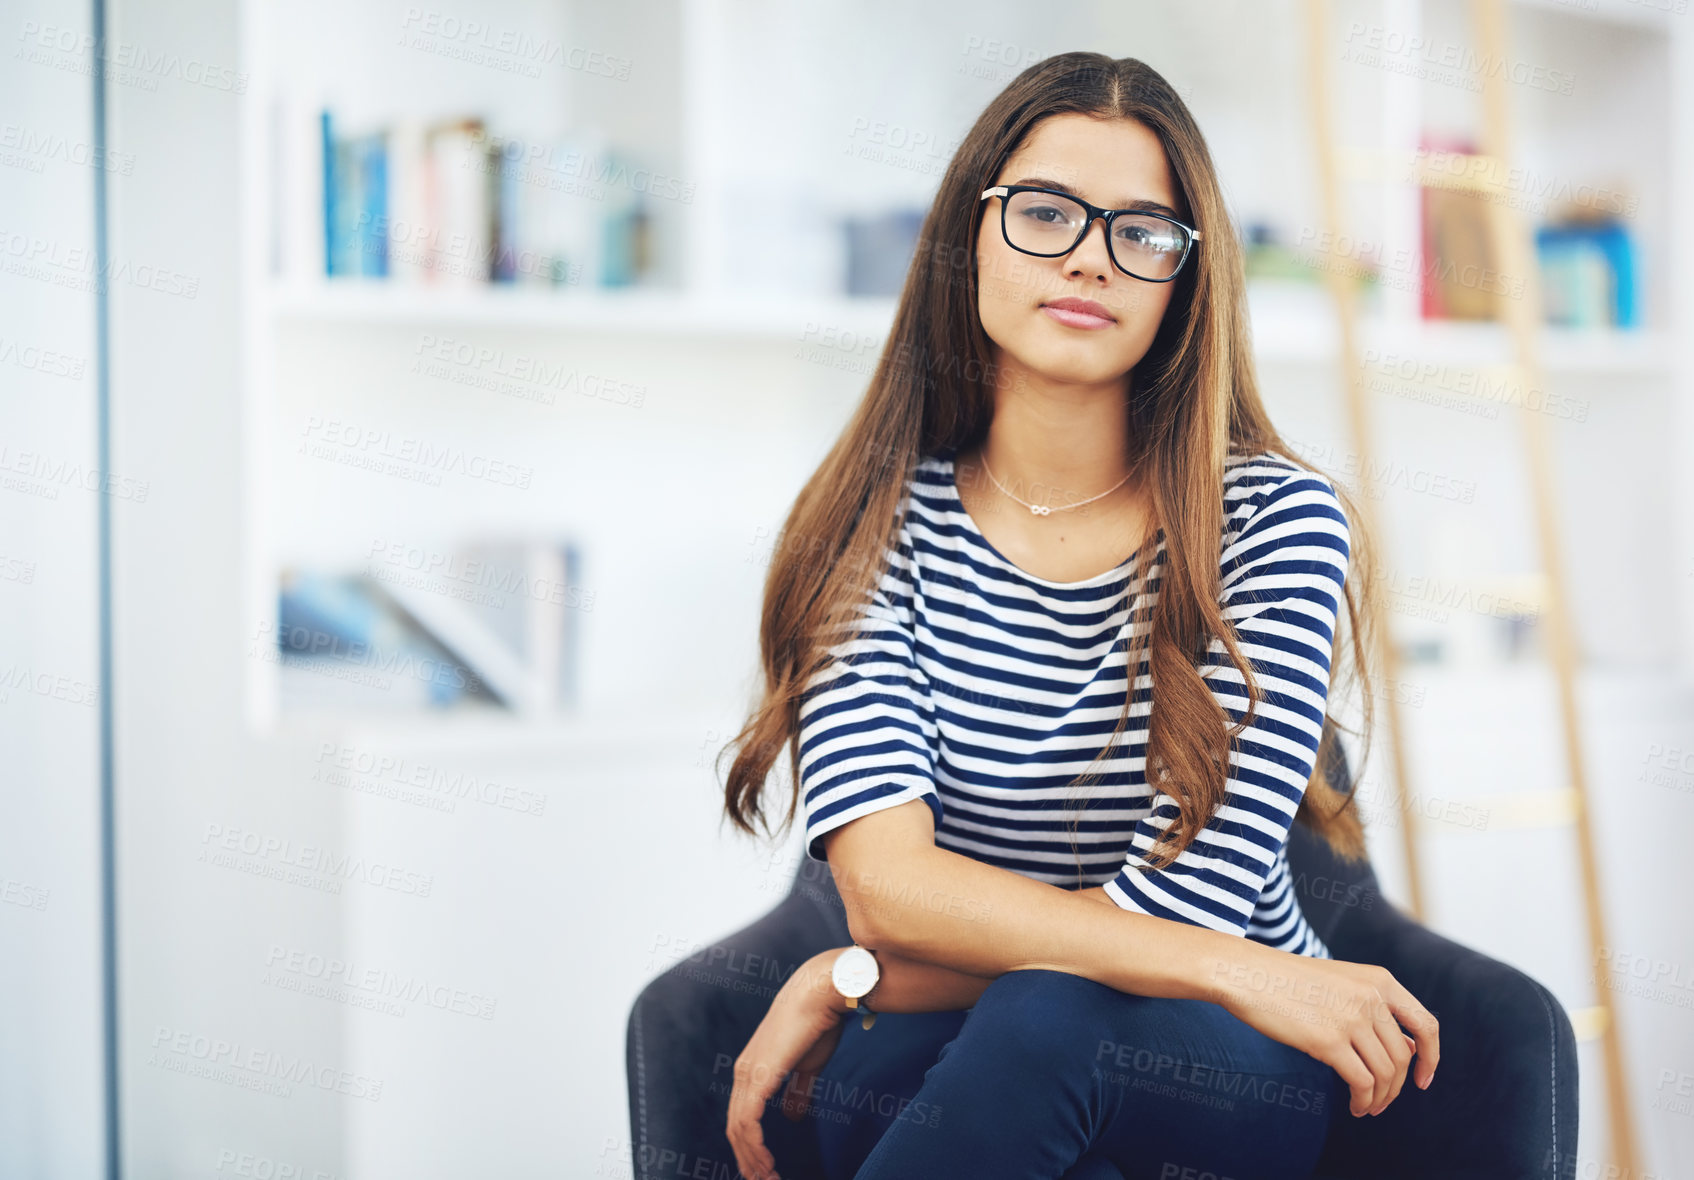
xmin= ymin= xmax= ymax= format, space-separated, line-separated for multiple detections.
xmin=979 ymin=184 xmax=1202 ymax=282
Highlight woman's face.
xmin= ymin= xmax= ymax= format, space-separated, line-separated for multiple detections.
xmin=975 ymin=113 xmax=1187 ymax=392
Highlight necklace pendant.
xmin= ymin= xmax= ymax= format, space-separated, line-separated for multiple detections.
xmin=1031 ymin=505 xmax=1050 ymax=516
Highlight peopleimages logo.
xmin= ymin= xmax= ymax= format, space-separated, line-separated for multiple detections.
xmin=197 ymin=823 xmax=435 ymax=897
xmin=313 ymin=740 xmax=549 ymax=818
xmin=1341 ymin=21 xmax=1577 ymax=96
xmin=16 ymin=21 xmax=250 ymax=93
xmin=148 ymin=1026 xmax=382 ymax=1100
xmin=263 ymin=945 xmax=498 ymax=1020
xmin=0 ymin=228 xmax=200 ymax=298
xmin=298 ymin=416 xmax=534 ymax=489
xmin=0 ymin=442 xmax=150 ymax=501
xmin=396 ymin=7 xmax=632 ymax=80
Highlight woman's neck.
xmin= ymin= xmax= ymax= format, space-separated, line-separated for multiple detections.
xmin=973 ymin=366 xmax=1138 ymax=507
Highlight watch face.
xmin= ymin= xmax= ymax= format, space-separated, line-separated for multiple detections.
xmin=832 ymin=946 xmax=878 ymax=998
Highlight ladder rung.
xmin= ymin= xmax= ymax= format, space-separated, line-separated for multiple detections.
xmin=1339 ymin=146 xmax=1516 ymax=196
xmin=1414 ymin=786 xmax=1580 ymax=832
xmin=1568 ymin=1004 xmax=1610 ymax=1043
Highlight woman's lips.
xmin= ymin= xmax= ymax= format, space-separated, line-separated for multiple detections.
xmin=1040 ymin=303 xmax=1116 ymax=330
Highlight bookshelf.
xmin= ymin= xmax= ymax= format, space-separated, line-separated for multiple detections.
xmin=238 ymin=0 xmax=1693 ymax=736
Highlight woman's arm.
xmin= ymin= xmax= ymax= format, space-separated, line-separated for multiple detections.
xmin=803 ymin=885 xmax=1120 ymax=1015
xmin=800 ymin=945 xmax=994 ymax=1014
xmin=822 ymin=798 xmax=1239 ymax=1001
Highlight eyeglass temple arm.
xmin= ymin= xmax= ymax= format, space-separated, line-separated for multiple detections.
xmin=978 ymin=186 xmax=1201 ymax=240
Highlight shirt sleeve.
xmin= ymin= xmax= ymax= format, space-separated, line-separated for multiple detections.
xmin=1102 ymin=467 xmax=1350 ymax=942
xmin=797 ymin=530 xmax=942 ymax=862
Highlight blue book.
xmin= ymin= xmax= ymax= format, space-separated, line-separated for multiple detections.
xmin=353 ymin=131 xmax=389 ymax=277
xmin=333 ymin=136 xmax=361 ymax=275
xmin=492 ymin=137 xmax=522 ymax=283
xmin=322 ymin=111 xmax=391 ymax=278
xmin=320 ymin=111 xmax=337 ymax=275
xmin=277 ymin=571 xmax=474 ymax=708
xmin=1535 ymin=221 xmax=1637 ymax=329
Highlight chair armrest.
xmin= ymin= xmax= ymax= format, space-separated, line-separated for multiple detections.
xmin=1317 ymin=905 xmax=1580 ymax=1179
xmin=624 ymin=872 xmax=851 ymax=1180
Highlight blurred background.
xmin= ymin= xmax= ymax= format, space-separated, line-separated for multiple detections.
xmin=3 ymin=0 xmax=1692 ymax=1175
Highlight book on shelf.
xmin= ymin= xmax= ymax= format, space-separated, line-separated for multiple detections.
xmin=421 ymin=117 xmax=492 ymax=286
xmin=387 ymin=117 xmax=430 ymax=283
xmin=275 ymin=534 xmax=587 ymax=720
xmin=276 ymin=568 xmax=494 ymax=712
xmin=1418 ymin=133 xmax=1641 ymax=329
xmin=1419 ymin=134 xmax=1496 ymax=322
xmin=321 ymin=112 xmax=389 ymax=278
xmin=1535 ymin=219 xmax=1638 ymax=329
xmin=291 ymin=105 xmax=656 ymax=292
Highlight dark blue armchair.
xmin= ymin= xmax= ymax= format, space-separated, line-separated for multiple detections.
xmin=626 ymin=750 xmax=1579 ymax=1179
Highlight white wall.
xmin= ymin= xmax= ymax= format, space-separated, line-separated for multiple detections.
xmin=104 ymin=0 xmax=347 ymax=1174
xmin=0 ymin=2 xmax=107 ymax=1175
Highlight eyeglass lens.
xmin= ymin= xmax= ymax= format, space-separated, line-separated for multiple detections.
xmin=1003 ymin=190 xmax=1189 ymax=280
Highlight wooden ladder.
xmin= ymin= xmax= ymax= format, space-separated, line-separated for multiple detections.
xmin=1301 ymin=0 xmax=1641 ymax=1173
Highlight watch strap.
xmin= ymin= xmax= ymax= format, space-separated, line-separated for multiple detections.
xmin=857 ymin=957 xmax=881 ymax=1029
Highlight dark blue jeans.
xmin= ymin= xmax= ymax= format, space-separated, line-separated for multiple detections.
xmin=781 ymin=968 xmax=1344 ymax=1180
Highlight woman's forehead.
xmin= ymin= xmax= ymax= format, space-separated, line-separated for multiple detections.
xmin=1001 ymin=114 xmax=1177 ymax=209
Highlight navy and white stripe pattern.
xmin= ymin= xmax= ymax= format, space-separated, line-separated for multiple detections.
xmin=796 ymin=445 xmax=1350 ymax=958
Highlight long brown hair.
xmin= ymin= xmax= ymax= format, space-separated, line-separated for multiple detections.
xmin=721 ymin=51 xmax=1375 ymax=869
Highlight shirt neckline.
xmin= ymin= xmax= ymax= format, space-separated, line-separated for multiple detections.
xmin=938 ymin=447 xmax=1157 ymax=591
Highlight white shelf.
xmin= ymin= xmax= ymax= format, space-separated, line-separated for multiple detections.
xmin=272 ymin=698 xmax=735 ymax=755
xmin=267 ymin=278 xmax=1670 ymax=376
xmin=1247 ymin=281 xmax=1670 ymax=374
xmin=1510 ymin=0 xmax=1683 ymax=34
xmin=267 ymin=280 xmax=899 ymax=340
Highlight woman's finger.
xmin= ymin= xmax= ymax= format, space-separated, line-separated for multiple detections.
xmin=1369 ymin=1006 xmax=1413 ymax=1114
xmin=727 ymin=1095 xmax=777 ymax=1180
xmin=1372 ymin=982 xmax=1440 ymax=1089
xmin=1384 ymin=985 xmax=1441 ymax=1089
xmin=1323 ymin=1037 xmax=1376 ymax=1119
xmin=727 ymin=1055 xmax=785 ymax=1180
xmin=727 ymin=1109 xmax=776 ymax=1180
xmin=1349 ymin=1014 xmax=1395 ymax=1116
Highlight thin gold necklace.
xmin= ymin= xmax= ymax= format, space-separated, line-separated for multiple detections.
xmin=977 ymin=452 xmax=1133 ymax=517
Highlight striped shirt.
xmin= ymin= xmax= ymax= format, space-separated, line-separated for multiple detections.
xmin=795 ymin=444 xmax=1351 ymax=958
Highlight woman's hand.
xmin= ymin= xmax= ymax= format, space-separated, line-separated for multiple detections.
xmin=1208 ymin=944 xmax=1440 ymax=1119
xmin=725 ymin=949 xmax=853 ymax=1180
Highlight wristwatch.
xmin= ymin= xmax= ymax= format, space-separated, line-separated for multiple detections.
xmin=831 ymin=945 xmax=881 ymax=1030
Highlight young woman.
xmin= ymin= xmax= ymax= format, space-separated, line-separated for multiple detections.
xmin=718 ymin=52 xmax=1438 ymax=1180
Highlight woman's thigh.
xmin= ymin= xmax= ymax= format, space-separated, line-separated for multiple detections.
xmin=776 ymin=1006 xmax=970 ymax=1180
xmin=1081 ymin=980 xmax=1342 ymax=1179
xmin=854 ymin=969 xmax=1344 ymax=1180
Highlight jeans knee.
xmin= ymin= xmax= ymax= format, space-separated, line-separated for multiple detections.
xmin=955 ymin=969 xmax=1123 ymax=1074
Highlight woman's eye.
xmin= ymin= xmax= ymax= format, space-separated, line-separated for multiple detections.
xmin=1117 ymin=224 xmax=1174 ymax=252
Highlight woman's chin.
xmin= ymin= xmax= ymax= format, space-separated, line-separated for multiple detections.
xmin=1004 ymin=343 xmax=1132 ymax=386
